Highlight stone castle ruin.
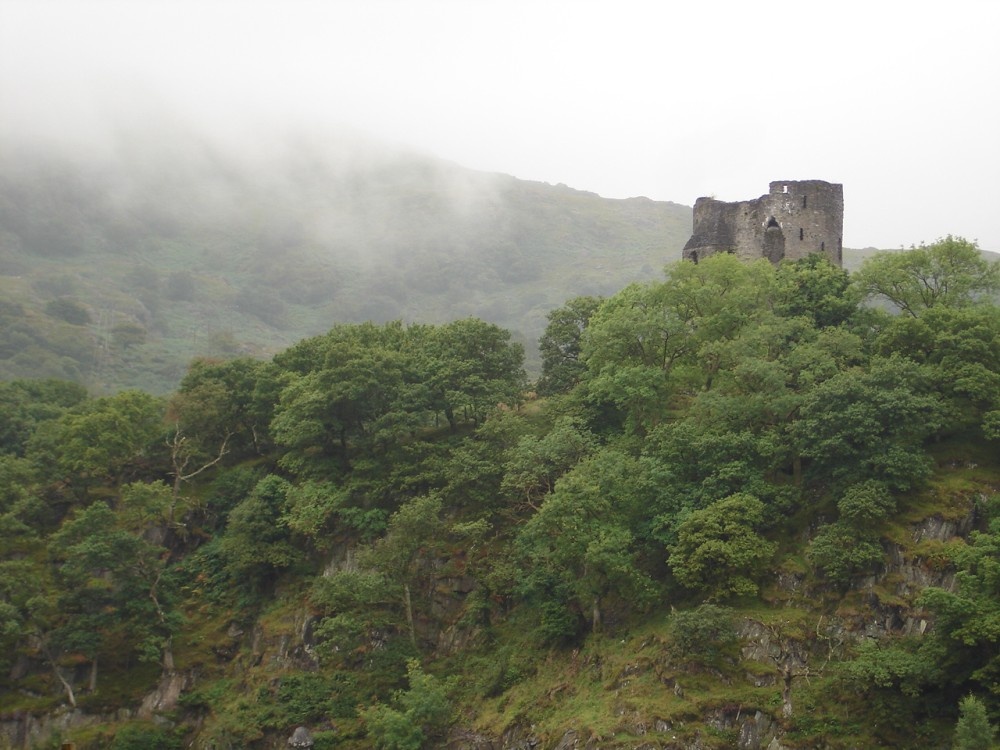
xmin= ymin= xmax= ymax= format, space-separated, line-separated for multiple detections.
xmin=682 ymin=180 xmax=843 ymax=267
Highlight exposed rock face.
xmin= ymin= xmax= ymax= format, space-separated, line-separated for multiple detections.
xmin=288 ymin=725 xmax=314 ymax=747
xmin=137 ymin=670 xmax=191 ymax=718
xmin=0 ymin=708 xmax=131 ymax=750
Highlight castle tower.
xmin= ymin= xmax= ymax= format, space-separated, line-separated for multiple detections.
xmin=682 ymin=180 xmax=843 ymax=267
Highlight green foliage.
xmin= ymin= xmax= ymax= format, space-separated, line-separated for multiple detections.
xmin=918 ymin=500 xmax=1000 ymax=701
xmin=501 ymin=416 xmax=597 ymax=506
xmin=855 ymin=236 xmax=1000 ymax=316
xmin=537 ymin=295 xmax=603 ymax=395
xmin=44 ymin=297 xmax=92 ymax=325
xmin=171 ymin=356 xmax=278 ymax=458
xmin=4 ymin=217 xmax=1000 ymax=749
xmin=668 ymin=493 xmax=776 ymax=599
xmin=27 ymin=389 xmax=165 ymax=485
xmin=517 ymin=448 xmax=659 ymax=633
xmin=110 ymin=724 xmax=182 ymax=750
xmin=361 ymin=660 xmax=452 ymax=750
xmin=837 ymin=480 xmax=895 ymax=525
xmin=774 ymin=253 xmax=860 ymax=328
xmin=795 ymin=356 xmax=944 ymax=491
xmin=666 ymin=604 xmax=737 ymax=666
xmin=0 ymin=141 xmax=691 ymax=391
xmin=842 ymin=638 xmax=944 ymax=698
xmin=218 ymin=474 xmax=302 ymax=590
xmin=954 ymin=694 xmax=996 ymax=750
xmin=808 ymin=522 xmax=885 ymax=586
xmin=0 ymin=378 xmax=88 ymax=456
xmin=875 ymin=304 xmax=1000 ymax=438
xmin=49 ymin=500 xmax=179 ymax=663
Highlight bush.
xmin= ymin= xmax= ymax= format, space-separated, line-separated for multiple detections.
xmin=110 ymin=724 xmax=182 ymax=750
xmin=809 ymin=522 xmax=884 ymax=586
xmin=45 ymin=297 xmax=91 ymax=325
xmin=360 ymin=660 xmax=452 ymax=750
xmin=666 ymin=604 xmax=738 ymax=666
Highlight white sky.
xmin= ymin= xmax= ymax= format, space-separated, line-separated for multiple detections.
xmin=2 ymin=0 xmax=999 ymax=250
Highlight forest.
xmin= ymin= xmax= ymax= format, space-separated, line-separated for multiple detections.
xmin=2 ymin=237 xmax=1000 ymax=750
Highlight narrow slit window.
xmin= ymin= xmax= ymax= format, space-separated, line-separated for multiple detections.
xmin=799 ymin=228 xmax=804 ymax=240
xmin=821 ymin=242 xmax=825 ymax=251
xmin=802 ymin=195 xmax=807 ymax=208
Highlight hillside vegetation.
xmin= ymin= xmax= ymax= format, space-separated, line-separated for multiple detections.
xmin=2 ymin=238 xmax=1000 ymax=749
xmin=0 ymin=131 xmax=690 ymax=393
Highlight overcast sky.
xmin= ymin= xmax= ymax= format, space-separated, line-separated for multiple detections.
xmin=2 ymin=0 xmax=999 ymax=251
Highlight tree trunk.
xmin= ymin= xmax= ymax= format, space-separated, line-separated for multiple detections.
xmin=162 ymin=637 xmax=175 ymax=672
xmin=792 ymin=455 xmax=803 ymax=486
xmin=781 ymin=666 xmax=793 ymax=717
xmin=592 ymin=598 xmax=602 ymax=633
xmin=52 ymin=664 xmax=77 ymax=707
xmin=404 ymin=584 xmax=417 ymax=648
xmin=88 ymin=656 xmax=98 ymax=692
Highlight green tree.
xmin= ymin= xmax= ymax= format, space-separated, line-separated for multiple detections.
xmin=363 ymin=495 xmax=448 ymax=648
xmin=855 ymin=236 xmax=1000 ymax=317
xmin=808 ymin=521 xmax=885 ymax=587
xmin=773 ymin=253 xmax=859 ymax=328
xmin=49 ymin=501 xmax=178 ymax=688
xmin=27 ymin=390 xmax=164 ymax=487
xmin=44 ymin=297 xmax=92 ymax=325
xmin=537 ymin=295 xmax=602 ymax=395
xmin=517 ymin=449 xmax=658 ymax=633
xmin=666 ymin=604 xmax=738 ymax=667
xmin=501 ymin=416 xmax=597 ymax=509
xmin=421 ymin=318 xmax=526 ymax=430
xmin=919 ymin=500 xmax=1000 ymax=699
xmin=219 ymin=475 xmax=301 ymax=591
xmin=111 ymin=321 xmax=147 ymax=350
xmin=360 ymin=659 xmax=452 ymax=750
xmin=875 ymin=305 xmax=1000 ymax=438
xmin=954 ymin=694 xmax=996 ymax=750
xmin=668 ymin=493 xmax=776 ymax=599
xmin=582 ymin=255 xmax=776 ymax=434
xmin=0 ymin=379 xmax=88 ymax=456
xmin=795 ymin=357 xmax=945 ymax=491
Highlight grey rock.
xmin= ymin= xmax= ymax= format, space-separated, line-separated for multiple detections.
xmin=288 ymin=725 xmax=314 ymax=748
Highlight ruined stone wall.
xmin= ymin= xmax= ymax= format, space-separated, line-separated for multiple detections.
xmin=683 ymin=180 xmax=843 ymax=267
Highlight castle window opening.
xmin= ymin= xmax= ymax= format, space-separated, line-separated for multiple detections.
xmin=682 ymin=180 xmax=842 ymax=267
xmin=821 ymin=242 xmax=825 ymax=251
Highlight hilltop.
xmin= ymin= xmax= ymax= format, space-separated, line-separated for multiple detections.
xmin=0 ymin=128 xmax=690 ymax=392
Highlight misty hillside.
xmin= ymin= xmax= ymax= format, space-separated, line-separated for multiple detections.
xmin=0 ymin=130 xmax=691 ymax=392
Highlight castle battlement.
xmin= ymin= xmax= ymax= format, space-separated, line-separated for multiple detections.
xmin=683 ymin=180 xmax=843 ymax=267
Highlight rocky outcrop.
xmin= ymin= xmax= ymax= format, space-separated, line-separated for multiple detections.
xmin=0 ymin=708 xmax=131 ymax=750
xmin=287 ymin=725 xmax=314 ymax=747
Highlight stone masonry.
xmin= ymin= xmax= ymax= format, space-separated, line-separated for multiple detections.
xmin=682 ymin=180 xmax=843 ymax=267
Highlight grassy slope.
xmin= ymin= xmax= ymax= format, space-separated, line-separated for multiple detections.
xmin=0 ymin=140 xmax=689 ymax=393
